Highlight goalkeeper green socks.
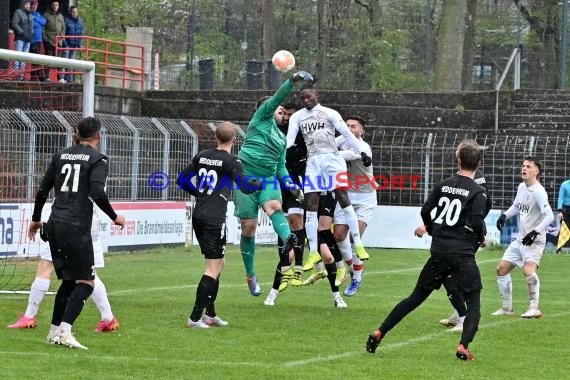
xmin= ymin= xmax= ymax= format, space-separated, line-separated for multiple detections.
xmin=270 ymin=209 xmax=291 ymax=242
xmin=240 ymin=235 xmax=256 ymax=277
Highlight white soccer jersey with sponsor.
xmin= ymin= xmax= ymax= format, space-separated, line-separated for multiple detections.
xmin=336 ymin=135 xmax=377 ymax=204
xmin=287 ymin=104 xmax=361 ymax=157
xmin=512 ymin=182 xmax=552 ymax=240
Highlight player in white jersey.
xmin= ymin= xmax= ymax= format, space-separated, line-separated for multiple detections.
xmin=332 ymin=116 xmax=377 ymax=297
xmin=287 ymin=84 xmax=373 ymax=282
xmin=494 ymin=157 xmax=553 ymax=318
xmin=7 ymin=205 xmax=120 ymax=332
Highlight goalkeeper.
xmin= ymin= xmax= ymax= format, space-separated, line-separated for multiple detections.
xmin=235 ymin=71 xmax=314 ymax=297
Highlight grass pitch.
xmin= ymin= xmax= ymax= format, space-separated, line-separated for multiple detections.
xmin=1 ymin=245 xmax=569 ymax=379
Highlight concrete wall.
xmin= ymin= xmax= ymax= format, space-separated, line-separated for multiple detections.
xmin=0 ymin=81 xmax=511 ymax=133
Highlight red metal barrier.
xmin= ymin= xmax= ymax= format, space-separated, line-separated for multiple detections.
xmin=56 ymin=36 xmax=145 ymax=90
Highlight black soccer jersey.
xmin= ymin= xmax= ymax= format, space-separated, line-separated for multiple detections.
xmin=421 ymin=174 xmax=487 ymax=255
xmin=285 ymin=130 xmax=307 ymax=178
xmin=179 ymin=148 xmax=247 ymax=224
xmin=32 ymin=144 xmax=113 ymax=230
xmin=474 ymin=168 xmax=492 ymax=216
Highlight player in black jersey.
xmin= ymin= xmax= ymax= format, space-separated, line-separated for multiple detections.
xmin=178 ymin=122 xmax=261 ymax=328
xmin=27 ymin=117 xmax=125 ymax=349
xmin=416 ymin=167 xmax=493 ymax=332
xmin=366 ymin=139 xmax=487 ymax=361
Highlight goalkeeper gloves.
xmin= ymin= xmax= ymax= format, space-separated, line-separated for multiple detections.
xmin=246 ymin=178 xmax=262 ymax=191
xmin=496 ymin=214 xmax=506 ymax=231
xmin=291 ymin=71 xmax=314 ymax=83
xmin=522 ymin=230 xmax=539 ymax=246
xmin=285 ymin=182 xmax=304 ymax=202
xmin=361 ymin=152 xmax=372 ymax=167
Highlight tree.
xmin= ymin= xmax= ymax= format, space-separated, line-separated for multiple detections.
xmin=514 ymin=0 xmax=561 ymax=88
xmin=434 ymin=0 xmax=469 ymax=90
xmin=262 ymin=0 xmax=275 ymax=60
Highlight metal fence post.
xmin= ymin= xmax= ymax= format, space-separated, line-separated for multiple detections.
xmin=52 ymin=111 xmax=75 ymax=147
xmin=14 ymin=109 xmax=36 ymax=201
xmin=120 ymin=116 xmax=140 ymax=201
xmin=423 ymin=133 xmax=433 ymax=203
xmin=151 ymin=118 xmax=170 ymax=201
xmin=179 ymin=121 xmax=199 ymax=160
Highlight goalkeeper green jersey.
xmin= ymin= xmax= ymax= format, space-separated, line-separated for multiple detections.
xmin=238 ymin=79 xmax=293 ymax=179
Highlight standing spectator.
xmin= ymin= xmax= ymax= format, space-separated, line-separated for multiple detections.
xmin=29 ymin=0 xmax=48 ymax=81
xmin=43 ymin=0 xmax=66 ymax=82
xmin=11 ymin=0 xmax=34 ymax=80
xmin=63 ymin=6 xmax=83 ymax=83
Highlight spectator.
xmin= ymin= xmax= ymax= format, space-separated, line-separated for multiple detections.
xmin=29 ymin=0 xmax=48 ymax=82
xmin=43 ymin=0 xmax=66 ymax=82
xmin=63 ymin=6 xmax=83 ymax=83
xmin=11 ymin=0 xmax=34 ymax=81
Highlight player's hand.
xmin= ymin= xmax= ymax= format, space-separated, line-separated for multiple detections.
xmin=361 ymin=152 xmax=372 ymax=167
xmin=246 ymin=178 xmax=263 ymax=191
xmin=496 ymin=213 xmax=506 ymax=231
xmin=558 ymin=211 xmax=564 ymax=221
xmin=288 ymin=183 xmax=304 ymax=203
xmin=114 ymin=215 xmax=126 ymax=230
xmin=479 ymin=237 xmax=488 ymax=248
xmin=522 ymin=230 xmax=539 ymax=246
xmin=414 ymin=225 xmax=427 ymax=237
xmin=291 ymin=71 xmax=314 ymax=83
xmin=28 ymin=221 xmax=43 ymax=242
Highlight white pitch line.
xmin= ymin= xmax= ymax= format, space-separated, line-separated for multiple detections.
xmin=2 ymin=315 xmax=566 ymax=370
xmin=0 ymin=350 xmax=263 ymax=367
xmin=108 ymin=258 xmax=499 ymax=296
xmin=280 ymin=311 xmax=570 ymax=367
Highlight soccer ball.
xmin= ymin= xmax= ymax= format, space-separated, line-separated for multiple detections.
xmin=271 ymin=50 xmax=295 ymax=72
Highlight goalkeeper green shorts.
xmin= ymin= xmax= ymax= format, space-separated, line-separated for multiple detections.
xmin=234 ymin=187 xmax=282 ymax=219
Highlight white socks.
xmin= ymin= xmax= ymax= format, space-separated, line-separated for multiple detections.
xmin=305 ymin=211 xmax=318 ymax=253
xmin=92 ymin=276 xmax=114 ymax=321
xmin=25 ymin=277 xmax=50 ymax=317
xmin=526 ymin=272 xmax=540 ymax=308
xmin=337 ymin=236 xmax=352 ymax=262
xmin=497 ymin=274 xmax=513 ymax=309
xmin=342 ymin=206 xmax=362 ymax=246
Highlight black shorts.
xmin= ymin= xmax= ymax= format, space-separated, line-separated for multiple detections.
xmin=416 ymin=253 xmax=482 ymax=294
xmin=318 ymin=192 xmax=337 ymax=218
xmin=281 ymin=188 xmax=303 ymax=212
xmin=281 ymin=174 xmax=304 ymax=213
xmin=193 ymin=218 xmax=226 ymax=260
xmin=45 ymin=221 xmax=95 ymax=281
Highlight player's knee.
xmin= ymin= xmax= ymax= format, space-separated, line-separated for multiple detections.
xmin=333 ymin=226 xmax=348 ymax=241
xmin=496 ymin=265 xmax=509 ymax=276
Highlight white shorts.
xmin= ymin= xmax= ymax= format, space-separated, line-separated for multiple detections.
xmin=501 ymin=239 xmax=545 ymax=268
xmin=284 ymin=207 xmax=304 ymax=216
xmin=304 ymin=153 xmax=347 ymax=194
xmin=333 ymin=202 xmax=375 ymax=225
xmin=39 ymin=229 xmax=105 ymax=268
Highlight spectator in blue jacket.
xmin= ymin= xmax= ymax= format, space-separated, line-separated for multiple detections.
xmin=29 ymin=0 xmax=48 ymax=81
xmin=11 ymin=0 xmax=34 ymax=80
xmin=63 ymin=6 xmax=84 ymax=83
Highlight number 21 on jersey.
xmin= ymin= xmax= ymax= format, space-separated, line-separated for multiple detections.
xmin=61 ymin=163 xmax=81 ymax=192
